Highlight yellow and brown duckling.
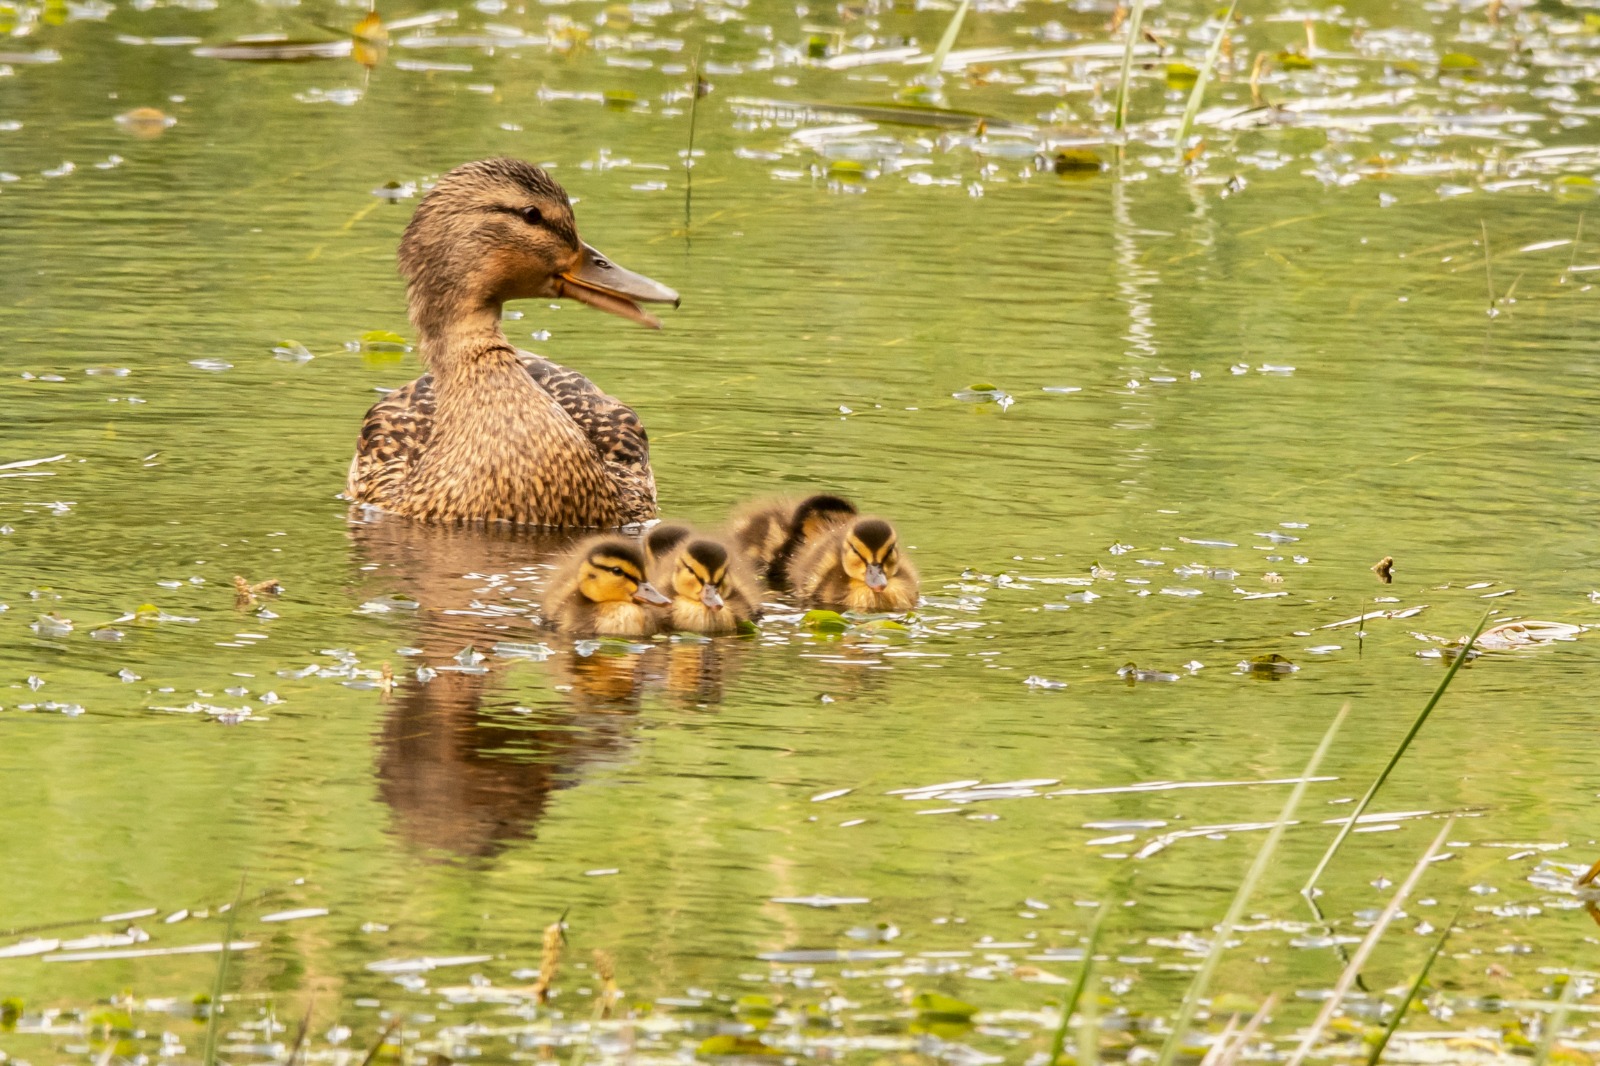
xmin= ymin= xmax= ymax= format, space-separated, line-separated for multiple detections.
xmin=542 ymin=536 xmax=670 ymax=638
xmin=789 ymin=516 xmax=919 ymax=613
xmin=645 ymin=524 xmax=762 ymax=634
xmin=731 ymin=494 xmax=858 ymax=587
xmin=347 ymin=158 xmax=679 ymax=527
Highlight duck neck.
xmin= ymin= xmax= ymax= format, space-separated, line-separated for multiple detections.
xmin=411 ymin=297 xmax=510 ymax=381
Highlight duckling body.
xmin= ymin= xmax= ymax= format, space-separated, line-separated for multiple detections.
xmin=731 ymin=494 xmax=857 ymax=586
xmin=649 ymin=527 xmax=762 ymax=634
xmin=542 ymin=536 xmax=670 ymax=638
xmin=346 ymin=158 xmax=678 ymax=528
xmin=790 ymin=517 xmax=919 ymax=613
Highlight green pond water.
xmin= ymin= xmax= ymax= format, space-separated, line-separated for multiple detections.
xmin=5 ymin=0 xmax=1600 ymax=1060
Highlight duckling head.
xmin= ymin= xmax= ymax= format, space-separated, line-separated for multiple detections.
xmin=399 ymin=158 xmax=678 ymax=332
xmin=645 ymin=522 xmax=693 ymax=568
xmin=672 ymin=539 xmax=732 ymax=610
xmin=791 ymin=494 xmax=857 ymax=540
xmin=839 ymin=518 xmax=902 ymax=592
xmin=577 ymin=540 xmax=671 ymax=606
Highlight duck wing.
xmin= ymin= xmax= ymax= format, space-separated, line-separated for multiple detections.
xmin=348 ymin=376 xmax=436 ymax=509
xmin=516 ymin=350 xmax=656 ymax=524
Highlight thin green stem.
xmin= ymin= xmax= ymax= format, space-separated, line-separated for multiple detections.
xmin=1174 ymin=1 xmax=1237 ymax=159
xmin=1303 ymin=610 xmax=1491 ymax=895
xmin=1155 ymin=704 xmax=1348 ymax=1066
xmin=1365 ymin=905 xmax=1460 ymax=1065
xmin=1113 ymin=0 xmax=1146 ymax=132
xmin=1046 ymin=901 xmax=1110 ymax=1065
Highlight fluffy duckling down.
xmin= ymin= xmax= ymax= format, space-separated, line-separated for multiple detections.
xmin=789 ymin=516 xmax=919 ymax=613
xmin=647 ymin=524 xmax=762 ymax=635
xmin=731 ymin=494 xmax=858 ymax=587
xmin=542 ymin=535 xmax=670 ymax=638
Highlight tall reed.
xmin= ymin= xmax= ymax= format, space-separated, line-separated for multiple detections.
xmin=1154 ymin=704 xmax=1348 ymax=1066
xmin=1303 ymin=611 xmax=1490 ymax=895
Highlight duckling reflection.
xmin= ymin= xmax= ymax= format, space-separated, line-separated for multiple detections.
xmin=349 ymin=514 xmax=651 ymax=858
xmin=349 ymin=513 xmax=747 ymax=858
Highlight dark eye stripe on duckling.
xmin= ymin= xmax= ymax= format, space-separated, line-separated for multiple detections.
xmin=589 ymin=552 xmax=645 ymax=582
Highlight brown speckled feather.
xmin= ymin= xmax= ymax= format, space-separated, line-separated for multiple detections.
xmin=347 ymin=350 xmax=655 ymax=527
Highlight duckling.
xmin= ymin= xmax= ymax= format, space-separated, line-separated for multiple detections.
xmin=644 ymin=522 xmax=693 ymax=568
xmin=731 ymin=494 xmax=858 ymax=586
xmin=651 ymin=531 xmax=763 ymax=634
xmin=542 ymin=536 xmax=670 ymax=637
xmin=346 ymin=158 xmax=680 ymax=527
xmin=789 ymin=517 xmax=919 ymax=613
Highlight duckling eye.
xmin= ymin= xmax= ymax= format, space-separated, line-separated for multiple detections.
xmin=520 ymin=206 xmax=544 ymax=226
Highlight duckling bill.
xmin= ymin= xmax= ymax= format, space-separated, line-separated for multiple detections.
xmin=347 ymin=158 xmax=679 ymax=528
xmin=647 ymin=524 xmax=761 ymax=634
xmin=542 ymin=536 xmax=670 ymax=638
xmin=790 ymin=516 xmax=919 ymax=613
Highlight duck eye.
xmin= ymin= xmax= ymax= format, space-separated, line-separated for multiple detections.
xmin=520 ymin=206 xmax=544 ymax=226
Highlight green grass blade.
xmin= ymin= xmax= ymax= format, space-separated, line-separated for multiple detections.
xmin=1287 ymin=819 xmax=1454 ymax=1066
xmin=1155 ymin=704 xmax=1348 ymax=1066
xmin=1113 ymin=0 xmax=1146 ymax=132
xmin=1046 ymin=900 xmax=1110 ymax=1065
xmin=1533 ymin=973 xmax=1581 ymax=1066
xmin=203 ymin=874 xmax=247 ymax=1066
xmin=1303 ymin=610 xmax=1491 ymax=896
xmin=1364 ymin=905 xmax=1460 ymax=1065
xmin=1173 ymin=0 xmax=1237 ymax=159
xmin=926 ymin=0 xmax=970 ymax=78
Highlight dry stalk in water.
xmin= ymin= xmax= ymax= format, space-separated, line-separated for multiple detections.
xmin=532 ymin=918 xmax=566 ymax=1004
xmin=1214 ymin=994 xmax=1276 ymax=1066
xmin=594 ymin=949 xmax=619 ymax=1018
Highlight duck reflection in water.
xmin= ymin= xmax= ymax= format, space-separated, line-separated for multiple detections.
xmin=348 ymin=512 xmax=744 ymax=859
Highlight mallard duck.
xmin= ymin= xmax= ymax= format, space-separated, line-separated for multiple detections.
xmin=346 ymin=158 xmax=679 ymax=527
xmin=542 ymin=536 xmax=670 ymax=637
xmin=648 ymin=526 xmax=762 ymax=634
xmin=789 ymin=517 xmax=919 ymax=613
xmin=731 ymin=494 xmax=858 ymax=586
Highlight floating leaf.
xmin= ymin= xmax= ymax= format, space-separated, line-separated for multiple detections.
xmin=1165 ymin=62 xmax=1199 ymax=89
xmin=359 ymin=329 xmax=408 ymax=348
xmin=801 ymin=609 xmax=849 ymax=633
xmin=911 ymin=991 xmax=978 ymax=1021
xmin=1239 ymin=653 xmax=1299 ymax=675
xmin=696 ymin=1033 xmax=781 ymax=1056
xmin=1438 ymin=52 xmax=1479 ymax=72
xmin=603 ymin=89 xmax=640 ymax=110
xmin=1276 ymin=50 xmax=1315 ymax=71
xmin=1052 ymin=149 xmax=1103 ymax=174
xmin=853 ymin=618 xmax=908 ymax=632
xmin=735 ymin=618 xmax=761 ymax=636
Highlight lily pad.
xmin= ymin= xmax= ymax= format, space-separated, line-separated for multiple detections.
xmin=802 ymin=609 xmax=849 ymax=633
xmin=911 ymin=991 xmax=978 ymax=1021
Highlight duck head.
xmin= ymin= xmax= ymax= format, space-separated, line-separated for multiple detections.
xmin=399 ymin=158 xmax=679 ymax=332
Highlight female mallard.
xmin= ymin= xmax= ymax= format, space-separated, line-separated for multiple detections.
xmin=346 ymin=158 xmax=679 ymax=527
